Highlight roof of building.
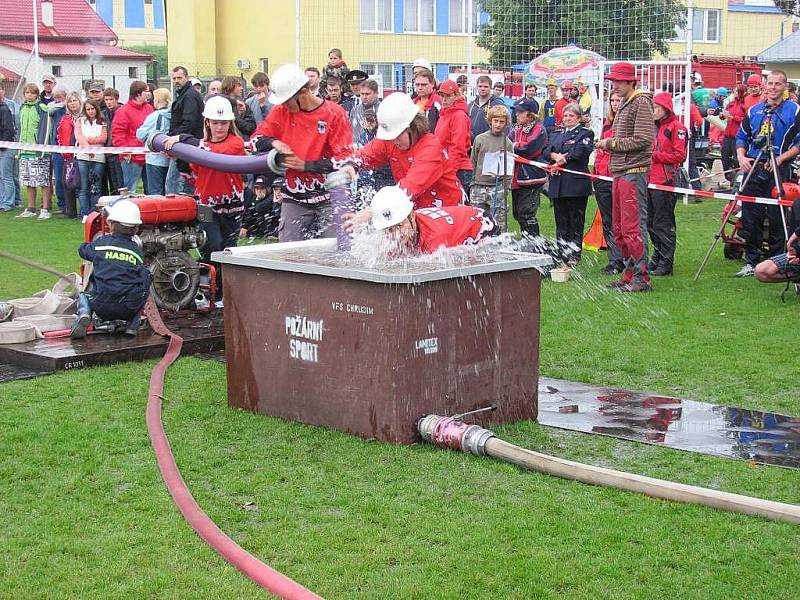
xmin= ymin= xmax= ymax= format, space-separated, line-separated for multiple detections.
xmin=0 ymin=0 xmax=117 ymax=41
xmin=0 ymin=40 xmax=152 ymax=59
xmin=0 ymin=65 xmax=21 ymax=81
xmin=758 ymin=31 xmax=800 ymax=63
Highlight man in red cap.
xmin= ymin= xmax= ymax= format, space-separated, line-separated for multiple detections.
xmin=554 ymin=81 xmax=573 ymax=128
xmin=647 ymin=92 xmax=688 ymax=276
xmin=595 ymin=62 xmax=655 ymax=291
xmin=744 ymin=74 xmax=764 ymax=112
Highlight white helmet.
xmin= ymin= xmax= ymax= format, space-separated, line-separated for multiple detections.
xmin=370 ymin=186 xmax=414 ymax=230
xmin=412 ymin=57 xmax=432 ymax=73
xmin=269 ymin=64 xmax=309 ymax=105
xmin=202 ymin=95 xmax=235 ymax=120
xmin=107 ymin=199 xmax=142 ymax=226
xmin=376 ymin=93 xmax=420 ymax=141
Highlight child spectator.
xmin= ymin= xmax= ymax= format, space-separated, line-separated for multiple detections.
xmin=510 ymin=98 xmax=548 ymax=237
xmin=71 ymin=199 xmax=152 ymax=339
xmin=321 ymin=48 xmax=350 ymax=97
xmin=246 ymin=72 xmax=271 ymax=126
xmin=470 ymin=105 xmax=513 ymax=231
xmin=136 ymin=88 xmax=173 ymax=195
xmin=163 ymin=96 xmax=246 ymax=302
xmin=240 ymin=175 xmax=281 ymax=239
xmin=56 ymin=91 xmax=84 ymax=219
xmin=15 ymin=83 xmax=53 ymax=219
xmin=75 ymin=99 xmax=108 ymax=218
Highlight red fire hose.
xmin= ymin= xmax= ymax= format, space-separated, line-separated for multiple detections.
xmin=143 ymin=298 xmax=322 ymax=599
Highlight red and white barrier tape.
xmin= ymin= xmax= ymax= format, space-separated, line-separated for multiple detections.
xmin=513 ymin=155 xmax=795 ymax=208
xmin=0 ymin=140 xmax=149 ymax=154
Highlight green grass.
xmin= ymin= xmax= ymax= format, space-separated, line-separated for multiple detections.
xmin=1 ymin=203 xmax=799 ymax=599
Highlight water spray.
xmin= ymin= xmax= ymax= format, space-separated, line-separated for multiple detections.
xmin=418 ymin=414 xmax=800 ymax=524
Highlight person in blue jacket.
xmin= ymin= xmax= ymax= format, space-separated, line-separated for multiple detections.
xmin=543 ymin=103 xmax=595 ymax=264
xmin=71 ymin=199 xmax=152 ymax=339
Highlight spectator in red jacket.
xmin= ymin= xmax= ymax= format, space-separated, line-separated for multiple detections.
xmin=342 ymin=92 xmax=465 ymax=209
xmin=647 ymin=92 xmax=688 ymax=276
xmin=111 ymin=80 xmax=154 ymax=192
xmin=412 ymin=69 xmax=442 ymax=131
xmin=435 ymin=80 xmax=473 ymax=195
xmin=721 ymin=84 xmax=746 ymax=186
xmin=554 ymin=81 xmax=573 ymax=127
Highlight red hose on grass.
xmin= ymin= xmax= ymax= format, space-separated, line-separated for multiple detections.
xmin=144 ymin=298 xmax=322 ymax=599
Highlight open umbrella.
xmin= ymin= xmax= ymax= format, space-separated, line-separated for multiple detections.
xmin=524 ymin=45 xmax=606 ymax=87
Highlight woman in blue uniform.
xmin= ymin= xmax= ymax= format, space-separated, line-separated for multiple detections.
xmin=543 ymin=103 xmax=595 ymax=264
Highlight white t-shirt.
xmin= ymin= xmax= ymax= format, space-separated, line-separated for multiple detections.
xmin=75 ymin=118 xmax=106 ymax=163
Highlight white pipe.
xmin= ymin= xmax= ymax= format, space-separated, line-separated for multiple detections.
xmin=466 ymin=0 xmax=473 ymax=83
xmin=295 ymin=0 xmax=301 ymax=66
xmin=33 ymin=0 xmax=40 ymax=87
xmin=683 ymin=0 xmax=695 ymax=205
xmin=419 ymin=415 xmax=800 ymax=525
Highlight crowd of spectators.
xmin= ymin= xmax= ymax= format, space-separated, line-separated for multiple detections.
xmin=1 ymin=51 xmax=798 ymax=289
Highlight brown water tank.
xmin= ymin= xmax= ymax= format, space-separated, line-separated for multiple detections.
xmin=214 ymin=241 xmax=548 ymax=444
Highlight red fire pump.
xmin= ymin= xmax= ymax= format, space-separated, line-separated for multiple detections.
xmin=83 ymin=193 xmax=217 ymax=311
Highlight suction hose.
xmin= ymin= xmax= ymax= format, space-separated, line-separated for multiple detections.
xmin=148 ymin=132 xmax=284 ymax=174
xmin=418 ymin=415 xmax=800 ymax=524
xmin=147 ymin=132 xmax=354 ymax=250
xmin=144 ymin=297 xmax=322 ymax=598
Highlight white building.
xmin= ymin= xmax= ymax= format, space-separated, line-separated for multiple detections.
xmin=0 ymin=0 xmax=151 ymax=102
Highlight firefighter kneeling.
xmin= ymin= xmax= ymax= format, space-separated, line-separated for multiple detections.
xmin=71 ymin=200 xmax=153 ymax=339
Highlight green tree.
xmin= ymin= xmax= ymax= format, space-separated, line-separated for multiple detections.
xmin=125 ymin=45 xmax=168 ymax=84
xmin=477 ymin=0 xmax=686 ymax=67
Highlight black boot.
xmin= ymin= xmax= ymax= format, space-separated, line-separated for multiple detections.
xmin=652 ymin=263 xmax=673 ymax=276
xmin=70 ymin=293 xmax=92 ymax=339
xmin=124 ymin=314 xmax=142 ymax=337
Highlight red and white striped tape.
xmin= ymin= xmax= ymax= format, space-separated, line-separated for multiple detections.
xmin=0 ymin=140 xmax=149 ymax=155
xmin=513 ymin=154 xmax=795 ymax=208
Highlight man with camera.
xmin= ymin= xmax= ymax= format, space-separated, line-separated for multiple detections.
xmin=735 ymin=70 xmax=800 ymax=277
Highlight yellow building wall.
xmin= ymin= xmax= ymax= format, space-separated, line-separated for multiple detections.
xmin=166 ymin=0 xmax=217 ymax=77
xmin=766 ymin=63 xmax=800 ymax=81
xmin=167 ymin=0 xmax=488 ymax=79
xmin=668 ymin=3 xmax=786 ymax=58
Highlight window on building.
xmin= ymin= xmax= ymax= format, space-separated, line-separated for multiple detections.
xmin=404 ymin=0 xmax=434 ymax=33
xmin=361 ymin=63 xmax=394 ymax=89
xmin=360 ymin=0 xmax=393 ymax=32
xmin=692 ymin=9 xmax=720 ymax=43
xmin=51 ymin=65 xmax=63 ymax=78
xmin=144 ymin=0 xmax=153 ymax=4
xmin=128 ymin=66 xmax=138 ymax=79
xmin=259 ymin=58 xmax=269 ymax=74
xmin=449 ymin=0 xmax=479 ymax=34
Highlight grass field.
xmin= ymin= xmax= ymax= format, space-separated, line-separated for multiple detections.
xmin=1 ymin=202 xmax=798 ymax=599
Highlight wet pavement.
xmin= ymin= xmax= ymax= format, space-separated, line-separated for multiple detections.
xmin=539 ymin=378 xmax=800 ymax=469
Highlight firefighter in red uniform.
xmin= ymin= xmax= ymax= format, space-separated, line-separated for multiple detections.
xmin=647 ymin=92 xmax=688 ymax=276
xmin=251 ymin=63 xmax=354 ymax=242
xmin=340 ymin=92 xmax=465 ymax=209
xmin=344 ymin=185 xmax=496 ymax=256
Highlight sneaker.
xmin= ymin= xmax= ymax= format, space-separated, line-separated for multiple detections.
xmin=16 ymin=208 xmax=36 ymax=218
xmin=735 ymin=264 xmax=755 ymax=278
xmin=619 ymin=281 xmax=653 ymax=293
xmin=38 ymin=209 xmax=51 ymax=220
xmin=70 ymin=313 xmax=91 ymax=339
xmin=214 ymin=299 xmax=224 ymax=309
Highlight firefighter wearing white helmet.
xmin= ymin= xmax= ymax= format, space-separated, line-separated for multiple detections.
xmin=72 ymin=198 xmax=152 ymax=339
xmin=252 ymin=64 xmax=354 ymax=242
xmin=343 ymin=185 xmax=497 ymax=256
xmin=337 ymin=92 xmax=466 ymax=210
xmin=202 ymin=95 xmax=236 ymax=121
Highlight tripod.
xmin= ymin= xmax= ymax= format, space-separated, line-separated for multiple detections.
xmin=694 ymin=108 xmax=790 ymax=281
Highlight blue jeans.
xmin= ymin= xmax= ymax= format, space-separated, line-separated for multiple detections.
xmin=166 ymin=158 xmax=195 ymax=195
xmin=0 ymin=148 xmax=15 ymax=209
xmin=52 ymin=153 xmax=65 ymax=209
xmin=78 ymin=159 xmax=106 ymax=217
xmin=145 ymin=163 xmax=169 ymax=195
xmin=120 ymin=160 xmax=143 ymax=193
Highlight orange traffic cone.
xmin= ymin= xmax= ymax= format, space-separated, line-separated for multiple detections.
xmin=582 ymin=208 xmax=607 ymax=252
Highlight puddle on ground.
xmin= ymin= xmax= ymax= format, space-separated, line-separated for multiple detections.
xmin=538 ymin=378 xmax=800 ymax=469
